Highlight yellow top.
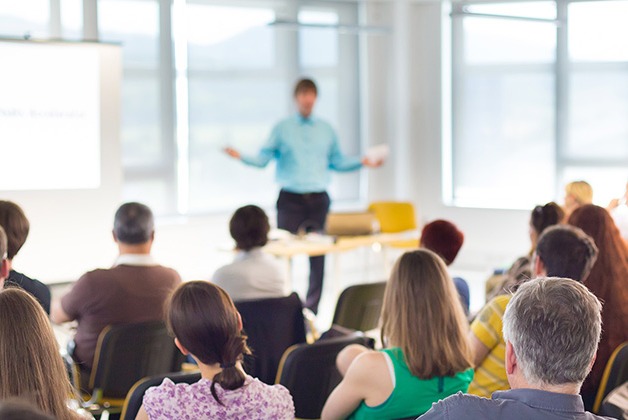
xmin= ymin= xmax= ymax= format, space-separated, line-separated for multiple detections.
xmin=468 ymin=294 xmax=511 ymax=397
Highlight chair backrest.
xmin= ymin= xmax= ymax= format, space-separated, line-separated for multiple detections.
xmin=368 ymin=201 xmax=417 ymax=233
xmin=594 ymin=341 xmax=628 ymax=412
xmin=276 ymin=334 xmax=375 ymax=419
xmin=120 ymin=371 xmax=201 ymax=420
xmin=332 ymin=282 xmax=387 ymax=332
xmin=235 ymin=292 xmax=306 ymax=385
xmin=89 ymin=320 xmax=185 ymax=400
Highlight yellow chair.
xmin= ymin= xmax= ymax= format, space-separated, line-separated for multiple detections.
xmin=368 ymin=201 xmax=419 ymax=249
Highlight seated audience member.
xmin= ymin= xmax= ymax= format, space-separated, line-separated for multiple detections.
xmin=534 ymin=225 xmax=598 ymax=281
xmin=487 ymin=202 xmax=564 ymax=300
xmin=213 ymin=205 xmax=288 ymax=300
xmin=468 ymin=222 xmax=597 ymax=398
xmin=0 ymin=288 xmax=81 ymax=420
xmin=321 ymin=249 xmax=474 ymax=420
xmin=563 ymin=180 xmax=593 ymax=220
xmin=0 ymin=200 xmax=51 ymax=313
xmin=568 ymin=204 xmax=628 ymax=409
xmin=51 ymin=202 xmax=181 ymax=379
xmin=420 ymin=278 xmax=609 ymax=420
xmin=136 ymin=281 xmax=294 ymax=419
xmin=420 ymin=219 xmax=470 ymax=315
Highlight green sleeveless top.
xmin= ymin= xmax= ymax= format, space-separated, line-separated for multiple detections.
xmin=347 ymin=347 xmax=474 ymax=420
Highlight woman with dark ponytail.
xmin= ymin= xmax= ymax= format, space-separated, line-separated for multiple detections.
xmin=487 ymin=201 xmax=564 ymax=299
xmin=136 ymin=281 xmax=294 ymax=419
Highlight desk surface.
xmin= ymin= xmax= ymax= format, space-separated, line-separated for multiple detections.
xmin=265 ymin=233 xmax=417 ymax=258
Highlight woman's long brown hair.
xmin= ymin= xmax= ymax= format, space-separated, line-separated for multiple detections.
xmin=380 ymin=249 xmax=473 ymax=379
xmin=166 ymin=281 xmax=251 ymax=405
xmin=0 ymin=288 xmax=77 ymax=420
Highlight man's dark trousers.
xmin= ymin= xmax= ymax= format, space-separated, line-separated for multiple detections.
xmin=277 ymin=189 xmax=330 ymax=314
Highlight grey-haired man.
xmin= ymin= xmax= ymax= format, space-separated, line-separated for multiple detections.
xmin=420 ymin=277 xmax=614 ymax=420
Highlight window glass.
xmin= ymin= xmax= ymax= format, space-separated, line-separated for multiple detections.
xmin=567 ymin=70 xmax=628 ymax=160
xmin=463 ymin=17 xmax=555 ymax=65
xmin=119 ymin=74 xmax=163 ymax=167
xmin=99 ymin=0 xmax=167 ymax=211
xmin=452 ymin=10 xmax=556 ymax=209
xmin=186 ymin=5 xmax=275 ymax=70
xmin=569 ymin=1 xmax=628 ymax=62
xmin=466 ymin=1 xmax=556 ymax=19
xmin=187 ymin=76 xmax=286 ymax=212
xmin=98 ymin=0 xmax=160 ymax=68
xmin=299 ymin=10 xmax=339 ymax=68
xmin=61 ymin=0 xmax=83 ymax=40
xmin=451 ymin=1 xmax=628 ymax=210
xmin=0 ymin=0 xmax=49 ymax=39
xmin=453 ymin=71 xmax=555 ymax=208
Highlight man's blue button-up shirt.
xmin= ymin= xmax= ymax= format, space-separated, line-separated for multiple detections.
xmin=240 ymin=114 xmax=362 ymax=194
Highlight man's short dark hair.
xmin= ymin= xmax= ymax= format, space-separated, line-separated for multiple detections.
xmin=535 ymin=225 xmax=598 ymax=282
xmin=113 ymin=202 xmax=154 ymax=245
xmin=294 ymin=78 xmax=317 ymax=96
xmin=0 ymin=201 xmax=29 ymax=260
xmin=229 ymin=205 xmax=270 ymax=251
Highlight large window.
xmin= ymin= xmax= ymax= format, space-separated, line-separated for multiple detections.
xmin=450 ymin=0 xmax=628 ymax=209
xmin=106 ymin=0 xmax=361 ymax=215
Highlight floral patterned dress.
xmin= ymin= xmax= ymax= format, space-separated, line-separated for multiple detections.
xmin=143 ymin=375 xmax=294 ymax=419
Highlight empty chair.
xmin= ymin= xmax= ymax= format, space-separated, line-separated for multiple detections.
xmin=120 ymin=372 xmax=202 ymax=420
xmin=276 ymin=334 xmax=375 ymax=419
xmin=368 ymin=201 xmax=418 ymax=250
xmin=235 ymin=292 xmax=307 ymax=384
xmin=331 ymin=281 xmax=387 ymax=332
xmin=368 ymin=201 xmax=417 ymax=234
xmin=79 ymin=320 xmax=185 ymax=410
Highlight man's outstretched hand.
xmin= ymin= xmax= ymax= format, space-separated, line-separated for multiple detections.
xmin=224 ymin=147 xmax=241 ymax=159
xmin=362 ymin=157 xmax=384 ymax=168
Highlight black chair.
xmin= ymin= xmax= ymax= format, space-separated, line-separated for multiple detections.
xmin=593 ymin=341 xmax=628 ymax=413
xmin=80 ymin=320 xmax=186 ymax=411
xmin=331 ymin=282 xmax=387 ymax=332
xmin=275 ymin=333 xmax=375 ymax=419
xmin=235 ymin=292 xmax=307 ymax=385
xmin=120 ymin=371 xmax=202 ymax=420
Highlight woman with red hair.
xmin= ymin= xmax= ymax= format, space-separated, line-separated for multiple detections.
xmin=568 ymin=204 xmax=628 ymax=409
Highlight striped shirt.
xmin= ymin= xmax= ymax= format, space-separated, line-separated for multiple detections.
xmin=468 ymin=294 xmax=511 ymax=397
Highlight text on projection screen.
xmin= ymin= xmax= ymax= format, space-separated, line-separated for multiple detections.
xmin=0 ymin=42 xmax=100 ymax=190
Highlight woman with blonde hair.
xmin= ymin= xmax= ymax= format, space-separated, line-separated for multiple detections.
xmin=321 ymin=249 xmax=473 ymax=420
xmin=564 ymin=180 xmax=593 ymax=218
xmin=0 ymin=288 xmax=79 ymax=420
